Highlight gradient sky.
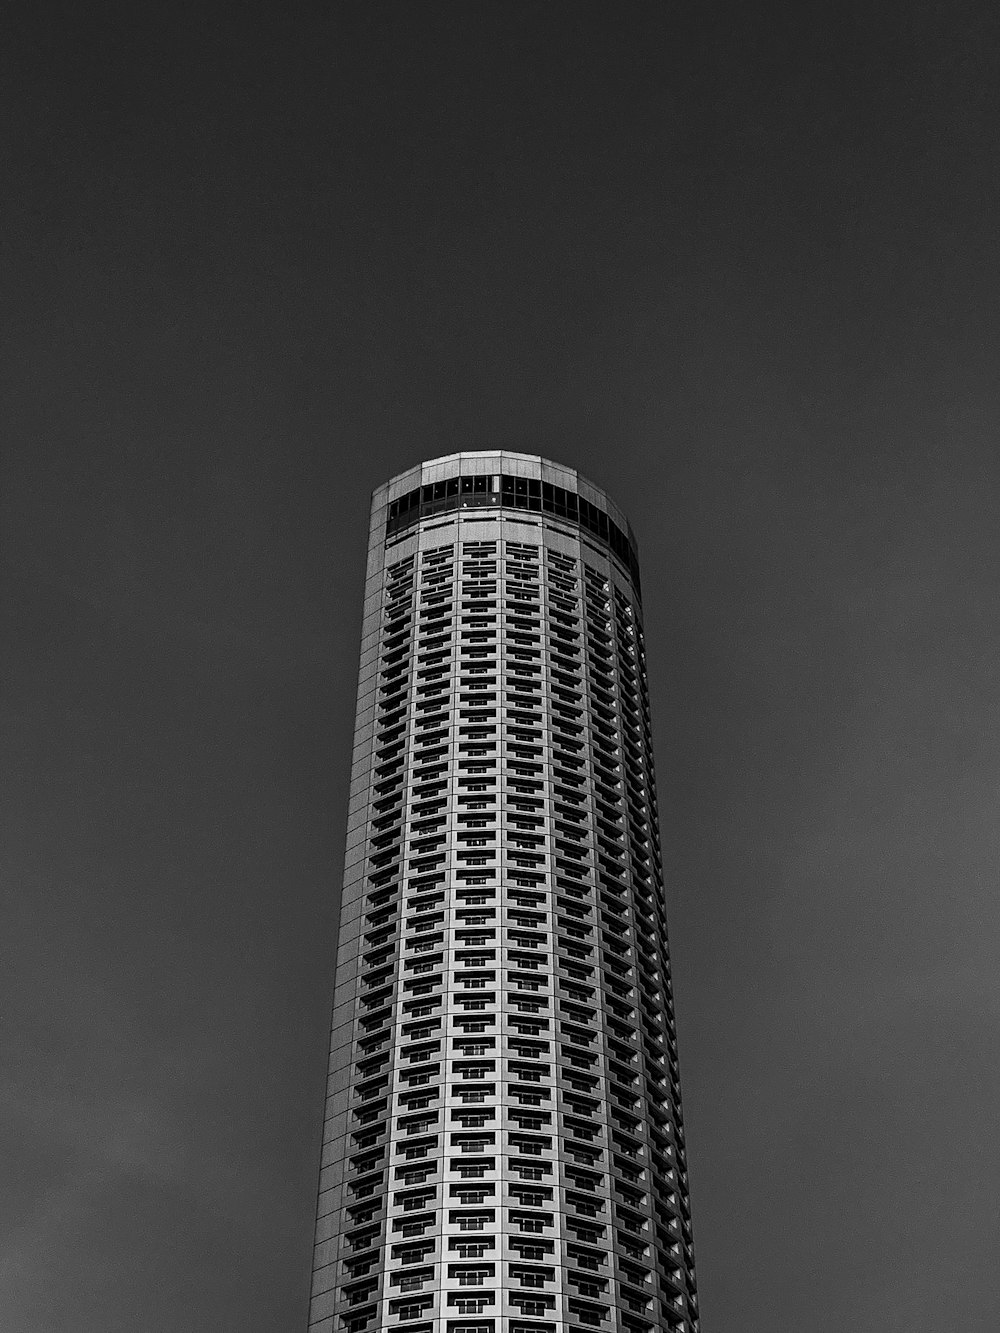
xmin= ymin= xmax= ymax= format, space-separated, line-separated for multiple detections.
xmin=3 ymin=3 xmax=999 ymax=1330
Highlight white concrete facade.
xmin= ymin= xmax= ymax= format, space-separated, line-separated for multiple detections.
xmin=309 ymin=454 xmax=697 ymax=1333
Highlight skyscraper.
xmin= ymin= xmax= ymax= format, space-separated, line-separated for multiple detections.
xmin=309 ymin=453 xmax=698 ymax=1333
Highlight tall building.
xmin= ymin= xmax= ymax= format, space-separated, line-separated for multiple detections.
xmin=309 ymin=453 xmax=698 ymax=1333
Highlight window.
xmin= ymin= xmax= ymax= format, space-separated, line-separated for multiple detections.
xmin=512 ymin=1243 xmax=549 ymax=1261
xmin=450 ymin=1239 xmax=493 ymax=1257
xmin=397 ymin=1166 xmax=435 ymax=1185
xmin=456 ymin=1268 xmax=491 ymax=1286
xmin=573 ymin=1281 xmax=603 ymax=1299
xmin=449 ymin=1297 xmax=493 ymax=1314
xmin=452 ymin=1112 xmax=493 ymax=1129
xmin=394 ymin=1245 xmax=434 ymax=1265
xmin=392 ymin=1301 xmax=432 ymax=1321
xmin=400 ymin=1092 xmax=437 ymax=1111
xmin=510 ymin=1298 xmax=550 ymax=1316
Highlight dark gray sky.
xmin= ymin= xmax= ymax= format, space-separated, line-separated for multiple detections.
xmin=3 ymin=3 xmax=999 ymax=1330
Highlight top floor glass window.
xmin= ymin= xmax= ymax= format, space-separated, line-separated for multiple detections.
xmin=384 ymin=474 xmax=640 ymax=590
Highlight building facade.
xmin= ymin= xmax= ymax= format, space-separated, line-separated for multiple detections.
xmin=309 ymin=453 xmax=698 ymax=1333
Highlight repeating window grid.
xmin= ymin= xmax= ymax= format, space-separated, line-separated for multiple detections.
xmin=497 ymin=535 xmax=566 ymax=1320
xmin=336 ymin=550 xmax=420 ymax=1295
xmin=579 ymin=560 xmax=697 ymax=1318
xmin=323 ymin=515 xmax=696 ymax=1333
xmin=337 ymin=545 xmax=455 ymax=1329
xmin=557 ymin=559 xmax=626 ymax=1311
xmin=389 ymin=538 xmax=520 ymax=1322
xmin=592 ymin=589 xmax=669 ymax=1274
xmin=537 ymin=544 xmax=621 ymax=1326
